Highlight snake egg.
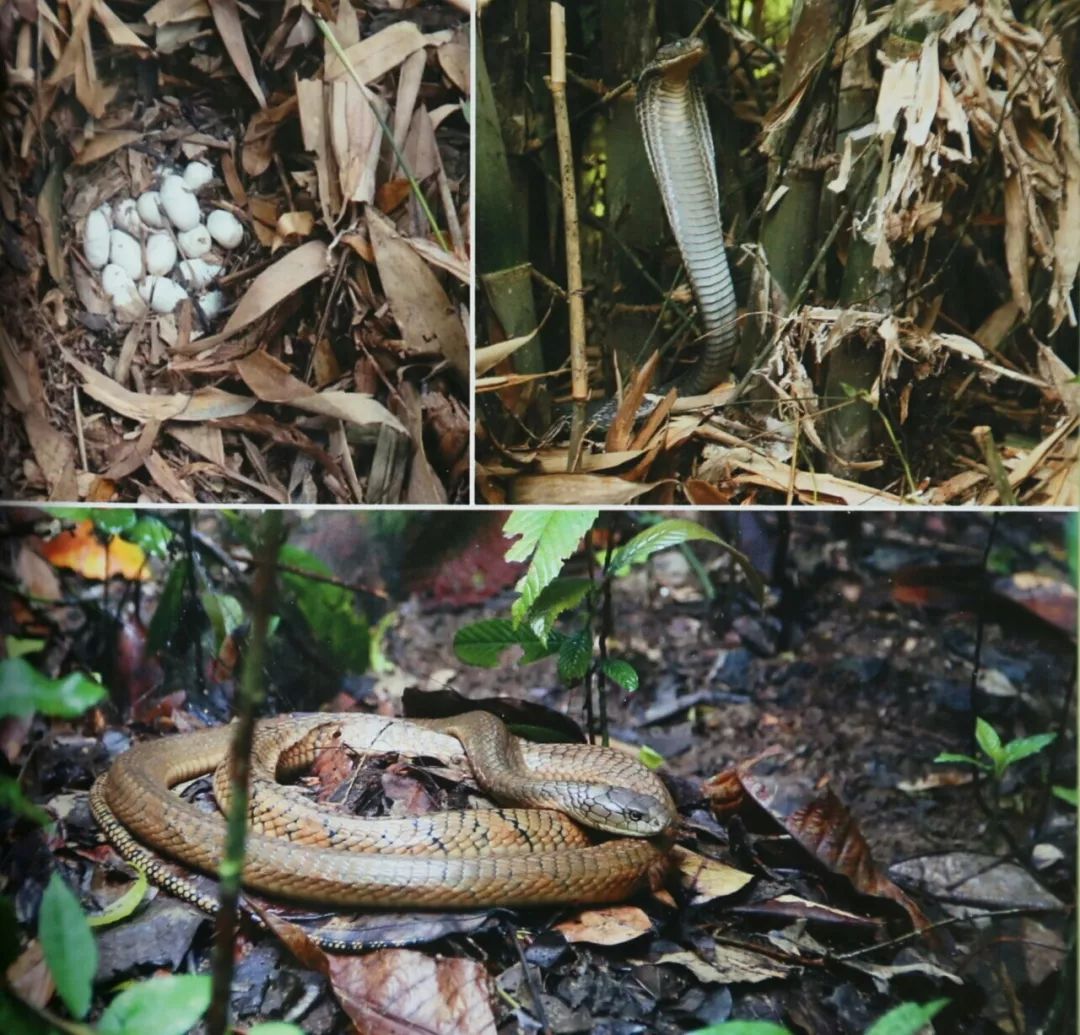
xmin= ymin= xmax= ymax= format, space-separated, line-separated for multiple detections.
xmin=177 ymin=225 xmax=212 ymax=259
xmin=109 ymin=229 xmax=143 ymax=280
xmin=101 ymin=263 xmax=138 ymax=306
xmin=182 ymin=160 xmax=213 ymax=192
xmin=83 ymin=208 xmax=111 ymax=268
xmin=112 ymin=198 xmax=143 ymax=237
xmin=178 ymin=258 xmax=221 ymax=290
xmin=147 ymin=276 xmax=188 ymax=313
xmin=144 ymin=233 xmax=178 ymax=276
xmin=160 ymin=175 xmax=201 ymax=231
xmin=136 ymin=191 xmax=165 ymax=229
xmin=206 ymin=210 xmax=243 ymax=249
xmin=197 ymin=289 xmax=226 ymax=319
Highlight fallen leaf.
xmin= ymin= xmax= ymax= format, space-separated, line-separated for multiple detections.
xmin=38 ymin=520 xmax=149 ymax=581
xmin=555 ymin=906 xmax=652 ymax=946
xmin=208 ymin=0 xmax=266 ymax=108
xmin=671 ymin=846 xmax=754 ymax=905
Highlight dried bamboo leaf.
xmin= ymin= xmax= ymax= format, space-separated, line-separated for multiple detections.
xmin=324 ymin=21 xmax=426 ymax=84
xmin=208 ymin=0 xmax=267 ymax=108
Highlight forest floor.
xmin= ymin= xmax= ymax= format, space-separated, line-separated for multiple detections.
xmin=3 ymin=512 xmax=1075 ymax=1033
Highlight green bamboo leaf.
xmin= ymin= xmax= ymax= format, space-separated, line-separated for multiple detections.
xmin=1052 ymin=786 xmax=1077 ymax=806
xmin=864 ymin=998 xmax=948 ymax=1035
xmin=688 ymin=1023 xmax=792 ymax=1035
xmin=126 ymin=517 xmax=173 ymax=557
xmin=98 ymin=974 xmax=212 ymax=1035
xmin=249 ymin=1025 xmax=306 ymax=1035
xmin=601 ymin=658 xmax=639 ymax=691
xmin=933 ymin=752 xmax=987 ymax=769
xmin=0 ymin=777 xmax=50 ymax=826
xmin=146 ymin=561 xmax=190 ymax=656
xmin=87 ymin=871 xmax=149 ymax=929
xmin=504 ymin=510 xmax=598 ymax=623
xmin=40 ymin=873 xmax=97 ymax=1020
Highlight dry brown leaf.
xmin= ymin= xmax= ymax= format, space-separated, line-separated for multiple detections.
xmin=326 ymin=949 xmax=495 ymax=1035
xmin=437 ymin=35 xmax=469 ymax=95
xmin=325 ymin=21 xmax=427 ymax=85
xmin=92 ymin=1 xmax=147 ymax=48
xmin=73 ymin=129 xmax=143 ymax=166
xmin=406 ymin=236 xmax=470 ymax=284
xmin=475 ymin=328 xmax=539 ymax=376
xmin=242 ymin=95 xmax=297 ymax=177
xmin=24 ymin=412 xmax=78 ymax=501
xmin=1003 ymin=174 xmax=1032 ymax=313
xmin=217 ymin=239 xmax=329 ymax=337
xmin=207 ymin=0 xmax=266 ymax=107
xmin=145 ymin=0 xmax=210 ymax=25
xmin=671 ymin=846 xmax=754 ymax=906
xmin=144 ymin=451 xmax=197 ymax=503
xmin=509 ymin=474 xmax=658 ymax=504
xmin=64 ymin=349 xmax=255 ymax=423
xmin=555 ymin=906 xmax=652 ymax=946
xmin=367 ymin=208 xmax=469 ymax=381
xmin=234 ymin=351 xmax=407 ymax=436
xmin=649 ymin=948 xmax=790 ymax=985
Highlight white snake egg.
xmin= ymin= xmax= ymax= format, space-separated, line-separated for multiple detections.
xmin=160 ymin=175 xmax=201 ymax=231
xmin=148 ymin=276 xmax=188 ymax=314
xmin=83 ymin=208 xmax=111 ymax=268
xmin=145 ymin=233 xmax=178 ymax=276
xmin=182 ymin=160 xmax=213 ymax=192
xmin=109 ymin=229 xmax=143 ymax=280
xmin=137 ymin=191 xmax=166 ymax=229
xmin=178 ymin=225 xmax=212 ymax=259
xmin=178 ymin=258 xmax=222 ymax=290
xmin=112 ymin=198 xmax=143 ymax=237
xmin=206 ymin=209 xmax=243 ymax=250
xmin=197 ymin=289 xmax=226 ymax=319
xmin=101 ymin=263 xmax=138 ymax=307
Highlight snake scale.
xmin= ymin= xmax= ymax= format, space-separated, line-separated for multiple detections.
xmin=91 ymin=712 xmax=676 ymax=913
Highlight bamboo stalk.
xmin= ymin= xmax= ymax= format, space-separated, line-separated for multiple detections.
xmin=547 ymin=3 xmax=588 ymax=467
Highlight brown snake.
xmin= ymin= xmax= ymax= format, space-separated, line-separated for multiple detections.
xmin=90 ymin=712 xmax=676 ymax=914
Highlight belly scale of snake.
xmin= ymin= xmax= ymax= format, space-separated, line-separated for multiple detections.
xmin=90 ymin=712 xmax=676 ymax=917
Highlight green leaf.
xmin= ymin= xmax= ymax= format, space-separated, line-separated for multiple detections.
xmin=687 ymin=1023 xmax=792 ymax=1035
xmin=974 ymin=718 xmax=1004 ymax=764
xmin=0 ymin=776 xmax=50 ymax=826
xmin=126 ymin=517 xmax=173 ymax=557
xmin=98 ymin=974 xmax=212 ymax=1035
xmin=863 ymin=998 xmax=949 ymax=1035
xmin=1052 ymin=786 xmax=1078 ymax=807
xmin=638 ymin=744 xmax=665 ymax=770
xmin=93 ymin=510 xmax=136 ymax=536
xmin=370 ymin=612 xmax=397 ymax=675
xmin=39 ymin=873 xmax=97 ymax=1020
xmin=527 ymin=576 xmax=594 ymax=638
xmin=557 ymin=629 xmax=591 ymax=684
xmin=610 ymin=519 xmax=766 ymax=604
xmin=601 ymin=658 xmax=639 ymax=691
xmin=0 ymin=659 xmax=106 ymax=720
xmin=933 ymin=752 xmax=987 ymax=769
xmin=503 ymin=510 xmax=598 ymax=624
xmin=279 ymin=546 xmax=369 ymax=674
xmin=146 ymin=560 xmax=191 ymax=657
xmin=4 ymin=637 xmax=46 ymax=659
xmin=1001 ymin=733 xmax=1056 ymax=768
xmin=201 ymin=592 xmax=245 ymax=647
xmin=249 ymin=1025 xmax=306 ymax=1035
xmin=87 ymin=871 xmax=149 ymax=929
xmin=453 ymin=619 xmax=553 ymax=667
xmin=0 ymin=988 xmax=56 ymax=1035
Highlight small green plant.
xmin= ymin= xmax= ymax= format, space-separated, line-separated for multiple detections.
xmin=935 ymin=717 xmax=1056 ymax=781
xmin=688 ymin=997 xmax=948 ymax=1035
xmin=453 ymin=511 xmax=761 ymax=705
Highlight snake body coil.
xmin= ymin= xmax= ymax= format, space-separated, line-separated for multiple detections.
xmin=637 ymin=37 xmax=738 ymax=395
xmin=91 ymin=712 xmax=675 ymax=911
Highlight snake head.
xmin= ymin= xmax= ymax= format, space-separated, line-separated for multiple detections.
xmin=582 ymin=785 xmax=676 ymax=836
xmin=644 ymin=37 xmax=707 ymax=82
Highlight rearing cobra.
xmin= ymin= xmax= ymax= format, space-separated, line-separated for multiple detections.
xmin=636 ymin=37 xmax=738 ymax=396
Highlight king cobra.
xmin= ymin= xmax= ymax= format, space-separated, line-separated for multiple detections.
xmin=91 ymin=712 xmax=676 ymax=920
xmin=582 ymin=38 xmax=736 ymax=428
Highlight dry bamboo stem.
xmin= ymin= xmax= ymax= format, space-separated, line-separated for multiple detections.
xmin=547 ymin=3 xmax=588 ymax=467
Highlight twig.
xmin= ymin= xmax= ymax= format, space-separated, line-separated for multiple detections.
xmin=314 ymin=16 xmax=450 ymax=252
xmin=546 ymin=4 xmax=589 ymax=467
xmin=206 ymin=511 xmax=286 ymax=1035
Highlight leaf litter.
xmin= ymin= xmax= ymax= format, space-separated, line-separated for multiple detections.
xmin=1 ymin=0 xmax=470 ymax=503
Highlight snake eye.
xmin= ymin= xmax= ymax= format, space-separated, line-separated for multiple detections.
xmin=625 ymin=808 xmax=645 ymax=823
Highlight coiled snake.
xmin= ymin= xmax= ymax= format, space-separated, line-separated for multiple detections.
xmin=91 ymin=712 xmax=676 ymax=918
